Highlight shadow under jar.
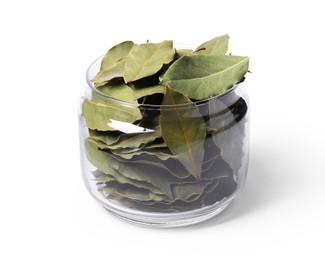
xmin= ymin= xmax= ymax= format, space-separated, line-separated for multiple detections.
xmin=78 ymin=56 xmax=250 ymax=227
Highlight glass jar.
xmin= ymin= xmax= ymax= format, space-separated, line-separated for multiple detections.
xmin=78 ymin=56 xmax=250 ymax=227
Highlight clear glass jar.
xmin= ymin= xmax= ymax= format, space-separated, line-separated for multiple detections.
xmin=78 ymin=56 xmax=250 ymax=227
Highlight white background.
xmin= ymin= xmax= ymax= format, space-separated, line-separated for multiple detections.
xmin=1 ymin=0 xmax=324 ymax=259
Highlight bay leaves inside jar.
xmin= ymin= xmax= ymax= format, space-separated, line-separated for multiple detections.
xmin=85 ymin=138 xmax=173 ymax=198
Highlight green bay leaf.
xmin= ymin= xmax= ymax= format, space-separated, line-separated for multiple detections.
xmin=100 ymin=41 xmax=134 ymax=70
xmin=93 ymin=170 xmax=165 ymax=195
xmin=124 ymin=40 xmax=175 ymax=82
xmin=171 ymin=181 xmax=210 ymax=202
xmin=209 ymin=97 xmax=247 ymax=173
xmin=93 ymin=64 xmax=126 ymax=85
xmin=196 ymin=34 xmax=229 ymax=55
xmin=82 ymin=98 xmax=142 ymax=131
xmin=175 ymin=49 xmax=194 ymax=59
xmin=100 ymin=184 xmax=168 ymax=202
xmin=96 ymin=82 xmax=136 ymax=102
xmin=160 ymin=87 xmax=206 ymax=179
xmin=162 ymin=54 xmax=249 ymax=99
xmin=133 ymin=84 xmax=166 ymax=99
xmin=111 ymin=149 xmax=176 ymax=161
xmin=106 ymin=129 xmax=161 ymax=149
xmin=89 ymin=130 xmax=121 ymax=147
xmin=92 ymin=41 xmax=134 ymax=84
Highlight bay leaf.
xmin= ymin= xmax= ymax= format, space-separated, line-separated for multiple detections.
xmin=106 ymin=128 xmax=161 ymax=149
xmin=202 ymin=153 xmax=220 ymax=172
xmin=93 ymin=170 xmax=115 ymax=183
xmin=93 ymin=64 xmax=126 ymax=85
xmin=92 ymin=41 xmax=134 ymax=84
xmin=174 ymin=48 xmax=208 ymax=60
xmin=209 ymin=97 xmax=247 ymax=173
xmin=131 ymin=78 xmax=166 ymax=104
xmin=162 ymin=54 xmax=249 ymax=99
xmin=175 ymin=49 xmax=194 ymax=59
xmin=96 ymin=82 xmax=136 ymax=102
xmin=133 ymin=84 xmax=166 ymax=99
xmin=196 ymin=34 xmax=229 ymax=55
xmin=203 ymin=176 xmax=237 ymax=206
xmin=160 ymin=87 xmax=206 ymax=179
xmin=82 ymin=98 xmax=142 ymax=131
xmin=89 ymin=130 xmax=121 ymax=147
xmin=171 ymin=181 xmax=209 ymax=202
xmin=111 ymin=149 xmax=176 ymax=161
xmin=136 ymin=178 xmax=222 ymax=212
xmin=124 ymin=40 xmax=175 ymax=82
xmin=85 ymin=138 xmax=173 ymax=198
xmin=100 ymin=184 xmax=168 ymax=202
xmin=92 ymin=170 xmax=165 ymax=195
xmin=111 ymin=146 xmax=143 ymax=154
xmin=111 ymin=152 xmax=191 ymax=179
xmin=100 ymin=41 xmax=134 ymax=71
xmin=145 ymin=140 xmax=167 ymax=149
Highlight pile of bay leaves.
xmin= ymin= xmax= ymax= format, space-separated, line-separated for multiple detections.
xmin=82 ymin=34 xmax=249 ymax=212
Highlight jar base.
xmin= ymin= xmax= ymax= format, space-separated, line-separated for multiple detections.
xmin=102 ymin=202 xmax=231 ymax=228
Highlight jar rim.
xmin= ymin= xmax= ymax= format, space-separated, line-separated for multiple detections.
xmin=86 ymin=55 xmax=242 ymax=109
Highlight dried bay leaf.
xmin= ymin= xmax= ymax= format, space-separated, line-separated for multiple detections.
xmin=92 ymin=41 xmax=134 ymax=84
xmin=93 ymin=64 xmax=125 ymax=86
xmin=144 ymin=138 xmax=167 ymax=149
xmin=203 ymin=176 xmax=237 ymax=206
xmin=100 ymin=41 xmax=134 ymax=71
xmin=133 ymin=84 xmax=166 ymax=99
xmin=160 ymin=87 xmax=206 ymax=179
xmin=92 ymin=170 xmax=165 ymax=195
xmin=128 ymin=74 xmax=165 ymax=100
xmin=124 ymin=40 xmax=175 ymax=82
xmin=111 ymin=152 xmax=192 ymax=179
xmin=135 ymin=178 xmax=221 ymax=212
xmin=96 ymin=83 xmax=136 ymax=102
xmin=111 ymin=148 xmax=176 ymax=161
xmin=171 ymin=181 xmax=210 ymax=202
xmin=105 ymin=179 xmax=213 ymax=206
xmin=209 ymin=97 xmax=248 ymax=174
xmin=83 ymin=82 xmax=141 ymax=131
xmin=175 ymin=49 xmax=194 ymax=59
xmin=106 ymin=128 xmax=161 ymax=149
xmin=196 ymin=34 xmax=229 ymax=55
xmin=85 ymin=138 xmax=173 ymax=198
xmin=100 ymin=184 xmax=168 ymax=202
xmin=162 ymin=54 xmax=249 ymax=99
xmin=89 ymin=130 xmax=121 ymax=147
xmin=82 ymin=96 xmax=142 ymax=131
xmin=93 ymin=171 xmax=115 ymax=183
